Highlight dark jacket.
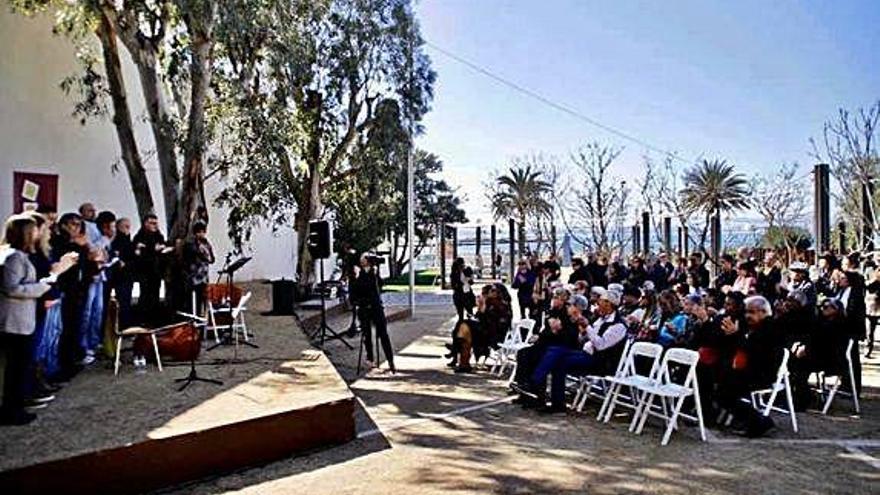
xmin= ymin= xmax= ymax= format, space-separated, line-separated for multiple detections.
xmin=733 ymin=319 xmax=783 ymax=387
xmin=351 ymin=268 xmax=383 ymax=309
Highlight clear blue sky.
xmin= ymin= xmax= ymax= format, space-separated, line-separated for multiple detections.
xmin=414 ymin=0 xmax=880 ymax=223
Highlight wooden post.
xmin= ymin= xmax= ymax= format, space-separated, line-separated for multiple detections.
xmin=683 ymin=226 xmax=690 ymax=257
xmin=632 ymin=224 xmax=640 ymax=256
xmin=475 ymin=226 xmax=482 ymax=255
xmin=491 ymin=224 xmax=497 ymax=279
xmin=452 ymin=226 xmax=458 ymax=262
xmin=814 ymin=163 xmax=830 ymax=254
xmin=663 ymin=216 xmax=672 ymax=254
xmin=439 ymin=223 xmax=447 ymax=289
xmin=508 ymin=219 xmax=515 ymax=283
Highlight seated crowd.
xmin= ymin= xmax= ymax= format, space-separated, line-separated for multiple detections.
xmin=449 ymin=249 xmax=872 ymax=438
xmin=0 ymin=204 xmax=215 ymax=425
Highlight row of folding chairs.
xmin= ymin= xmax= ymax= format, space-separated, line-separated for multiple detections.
xmin=574 ymin=337 xmax=862 ymax=444
xmin=489 ymin=320 xmax=860 ymax=444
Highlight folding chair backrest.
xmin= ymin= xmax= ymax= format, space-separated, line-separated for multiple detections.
xmin=622 ymin=341 xmax=663 ymax=379
xmin=775 ymin=348 xmax=791 ymax=383
xmin=509 ymin=318 xmax=535 ymax=345
xmin=658 ymin=347 xmax=700 ymax=388
xmin=844 ymin=339 xmax=854 ymax=363
xmin=231 ymin=291 xmax=253 ymax=319
xmin=518 ymin=318 xmax=536 ymax=338
xmin=611 ymin=338 xmax=633 ymax=377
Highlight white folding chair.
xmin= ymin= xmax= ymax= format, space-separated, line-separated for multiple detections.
xmin=814 ymin=339 xmax=861 ymax=415
xmin=631 ymin=348 xmax=707 ymax=446
xmin=598 ymin=341 xmax=664 ymax=422
xmin=750 ymin=348 xmax=798 ymax=432
xmin=206 ymin=291 xmax=253 ymax=345
xmin=492 ymin=318 xmax=536 ymax=378
xmin=571 ymin=338 xmax=632 ymax=413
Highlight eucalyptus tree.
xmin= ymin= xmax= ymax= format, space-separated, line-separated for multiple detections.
xmin=11 ymin=0 xmax=219 ymax=240
xmin=213 ymin=0 xmax=435 ymax=288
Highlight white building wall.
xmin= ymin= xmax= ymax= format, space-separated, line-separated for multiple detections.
xmin=0 ymin=10 xmax=297 ymax=281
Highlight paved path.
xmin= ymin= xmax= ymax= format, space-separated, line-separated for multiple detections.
xmin=172 ymin=308 xmax=880 ymax=495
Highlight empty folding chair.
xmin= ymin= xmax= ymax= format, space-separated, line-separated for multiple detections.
xmin=493 ymin=318 xmax=536 ymax=379
xmin=815 ymin=339 xmax=860 ymax=415
xmin=749 ymin=348 xmax=798 ymax=432
xmin=572 ymin=338 xmax=632 ymax=413
xmin=598 ymin=341 xmax=664 ymax=422
xmin=631 ymin=348 xmax=707 ymax=446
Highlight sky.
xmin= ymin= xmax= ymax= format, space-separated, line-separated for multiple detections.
xmin=413 ymin=0 xmax=880 ymax=225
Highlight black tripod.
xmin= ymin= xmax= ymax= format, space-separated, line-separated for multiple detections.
xmin=174 ymin=312 xmax=222 ymax=391
xmin=311 ymin=261 xmax=353 ymax=350
xmin=356 ymin=306 xmax=382 ymax=375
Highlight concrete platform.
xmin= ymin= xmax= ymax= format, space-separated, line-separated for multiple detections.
xmin=0 ymin=284 xmax=356 ymax=495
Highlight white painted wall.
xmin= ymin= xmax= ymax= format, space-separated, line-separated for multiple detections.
xmin=0 ymin=10 xmax=297 ymax=281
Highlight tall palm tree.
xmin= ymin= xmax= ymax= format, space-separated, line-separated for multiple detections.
xmin=490 ymin=165 xmax=552 ymax=254
xmin=680 ymin=159 xmax=750 ymax=258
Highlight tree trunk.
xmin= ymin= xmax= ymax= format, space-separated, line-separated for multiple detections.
xmin=135 ymin=55 xmax=181 ymax=232
xmin=518 ymin=213 xmax=527 ymax=256
xmin=95 ymin=13 xmax=155 ymax=220
xmin=296 ymin=90 xmax=323 ymax=291
xmin=105 ymin=6 xmax=180 ymax=231
xmin=173 ymin=2 xmax=217 ymax=241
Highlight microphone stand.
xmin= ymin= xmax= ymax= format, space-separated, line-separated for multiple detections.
xmin=174 ymin=311 xmax=222 ymax=391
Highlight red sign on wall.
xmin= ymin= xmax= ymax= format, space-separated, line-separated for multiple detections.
xmin=13 ymin=171 xmax=58 ymax=214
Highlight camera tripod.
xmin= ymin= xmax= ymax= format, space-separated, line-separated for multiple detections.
xmin=310 ymin=261 xmax=353 ymax=350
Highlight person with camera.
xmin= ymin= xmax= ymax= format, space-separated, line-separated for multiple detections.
xmin=351 ymin=254 xmax=396 ymax=373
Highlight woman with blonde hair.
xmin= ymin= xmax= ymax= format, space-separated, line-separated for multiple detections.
xmin=1 ymin=214 xmax=75 ymax=424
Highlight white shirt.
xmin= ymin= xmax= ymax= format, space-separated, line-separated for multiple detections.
xmin=583 ymin=311 xmax=627 ymax=355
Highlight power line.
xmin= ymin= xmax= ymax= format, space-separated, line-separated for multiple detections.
xmin=424 ymin=40 xmax=691 ymax=165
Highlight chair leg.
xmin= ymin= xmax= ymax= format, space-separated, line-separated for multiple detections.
xmin=693 ymin=390 xmax=707 ymax=442
xmin=784 ymin=376 xmax=798 ymax=433
xmin=597 ymin=383 xmax=615 ymax=420
xmin=848 ymin=360 xmax=861 ymax=414
xmin=661 ymin=396 xmax=686 ymax=446
xmin=605 ymin=383 xmax=625 ymax=423
xmin=763 ymin=389 xmax=779 ymax=417
xmin=114 ymin=336 xmax=123 ymax=376
xmin=151 ymin=334 xmax=163 ymax=372
xmin=634 ymin=393 xmax=655 ymax=434
xmin=822 ymin=376 xmax=840 ymax=415
xmin=506 ymin=362 xmax=517 ymax=386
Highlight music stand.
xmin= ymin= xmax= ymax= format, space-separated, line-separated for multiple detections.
xmin=207 ymin=256 xmax=257 ymax=351
xmin=174 ymin=312 xmax=223 ymax=391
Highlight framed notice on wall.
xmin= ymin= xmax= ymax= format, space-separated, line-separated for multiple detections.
xmin=13 ymin=172 xmax=58 ymax=214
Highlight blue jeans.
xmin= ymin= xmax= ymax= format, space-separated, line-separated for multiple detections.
xmin=531 ymin=346 xmax=598 ymax=407
xmin=79 ymin=280 xmax=105 ymax=353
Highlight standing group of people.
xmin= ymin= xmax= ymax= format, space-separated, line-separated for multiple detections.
xmin=0 ymin=204 xmax=214 ymax=426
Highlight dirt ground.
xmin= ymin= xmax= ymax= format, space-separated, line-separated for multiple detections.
xmin=164 ymin=302 xmax=880 ymax=495
xmin=0 ymin=282 xmax=321 ymax=471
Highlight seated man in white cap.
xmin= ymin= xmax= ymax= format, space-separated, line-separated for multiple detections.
xmin=520 ymin=288 xmax=628 ymax=413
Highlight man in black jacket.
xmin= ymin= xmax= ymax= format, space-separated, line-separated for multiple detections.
xmin=714 ymin=295 xmax=782 ymax=437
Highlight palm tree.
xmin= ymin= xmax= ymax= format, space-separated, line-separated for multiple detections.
xmin=680 ymin=159 xmax=749 ymax=259
xmin=490 ymin=165 xmax=552 ymax=255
